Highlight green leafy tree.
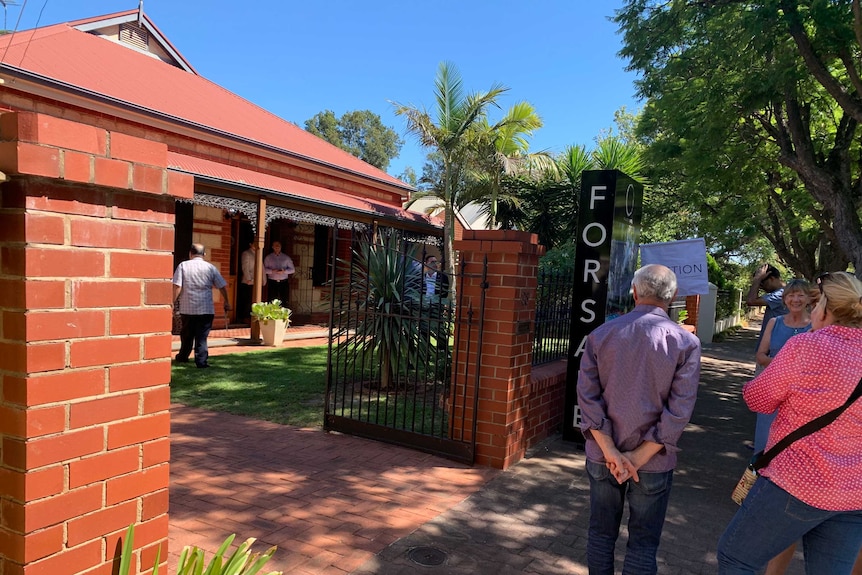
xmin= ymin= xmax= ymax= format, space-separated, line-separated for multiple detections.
xmin=304 ymin=109 xmax=403 ymax=171
xmin=398 ymin=166 xmax=418 ymax=187
xmin=304 ymin=109 xmax=340 ymax=146
xmin=334 ymin=233 xmax=427 ymax=391
xmin=393 ymin=61 xmax=508 ymax=296
xmin=616 ymin=0 xmax=862 ymax=278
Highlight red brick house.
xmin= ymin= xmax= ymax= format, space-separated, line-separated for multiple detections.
xmin=1 ymin=7 xmax=439 ymax=326
xmin=0 ymin=7 xmax=438 ymax=574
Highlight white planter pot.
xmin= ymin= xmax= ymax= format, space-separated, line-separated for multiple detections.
xmin=258 ymin=319 xmax=286 ymax=346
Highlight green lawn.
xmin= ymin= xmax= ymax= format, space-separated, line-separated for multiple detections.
xmin=170 ymin=345 xmax=328 ymax=428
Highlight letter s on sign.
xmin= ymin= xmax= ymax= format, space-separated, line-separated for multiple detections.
xmin=580 ymin=299 xmax=596 ymax=323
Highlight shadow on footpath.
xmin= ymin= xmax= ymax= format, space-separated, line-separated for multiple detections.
xmin=352 ymin=323 xmax=806 ymax=575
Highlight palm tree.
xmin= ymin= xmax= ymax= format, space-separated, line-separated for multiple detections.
xmin=501 ymin=137 xmax=648 ymax=250
xmin=591 ymin=136 xmax=647 ymax=178
xmin=393 ymin=62 xmax=508 ymax=298
xmin=469 ymin=101 xmax=551 ymax=228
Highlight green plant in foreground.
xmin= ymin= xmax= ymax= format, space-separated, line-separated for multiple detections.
xmin=119 ymin=524 xmax=282 ymax=575
xmin=251 ymin=299 xmax=292 ymax=323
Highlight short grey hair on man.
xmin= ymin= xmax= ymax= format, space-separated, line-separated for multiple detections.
xmin=190 ymin=243 xmax=205 ymax=256
xmin=632 ymin=264 xmax=678 ymax=303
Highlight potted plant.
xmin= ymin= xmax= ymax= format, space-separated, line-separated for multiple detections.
xmin=252 ymin=299 xmax=291 ymax=346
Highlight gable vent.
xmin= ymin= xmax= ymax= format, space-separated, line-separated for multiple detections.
xmin=119 ymin=22 xmax=149 ymax=50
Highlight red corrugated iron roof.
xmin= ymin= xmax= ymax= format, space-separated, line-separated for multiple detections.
xmin=168 ymin=152 xmax=434 ymax=228
xmin=0 ymin=15 xmax=409 ymax=189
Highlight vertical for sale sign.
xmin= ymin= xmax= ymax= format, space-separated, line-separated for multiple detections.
xmin=563 ymin=170 xmax=643 ymax=442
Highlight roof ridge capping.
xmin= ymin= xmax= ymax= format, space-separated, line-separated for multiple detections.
xmin=67 ymin=8 xmax=197 ymax=74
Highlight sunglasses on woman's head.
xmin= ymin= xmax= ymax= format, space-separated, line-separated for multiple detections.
xmin=816 ymin=272 xmax=832 ymax=295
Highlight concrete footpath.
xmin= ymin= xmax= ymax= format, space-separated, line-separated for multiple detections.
xmin=350 ymin=323 xmax=805 ymax=575
xmin=168 ymin=322 xmax=807 ymax=575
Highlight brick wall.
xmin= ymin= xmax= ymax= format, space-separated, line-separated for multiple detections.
xmin=525 ymin=360 xmax=567 ymax=449
xmin=685 ymin=295 xmax=699 ymax=330
xmin=0 ymin=111 xmax=191 ymax=575
xmin=453 ymin=230 xmax=545 ymax=469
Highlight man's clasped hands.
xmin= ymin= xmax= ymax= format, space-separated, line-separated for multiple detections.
xmin=605 ymin=449 xmax=642 ymax=483
xmin=591 ymin=431 xmax=664 ymax=484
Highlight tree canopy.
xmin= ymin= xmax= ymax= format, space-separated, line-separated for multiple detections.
xmin=304 ymin=109 xmax=403 ymax=171
xmin=616 ymin=0 xmax=862 ymax=279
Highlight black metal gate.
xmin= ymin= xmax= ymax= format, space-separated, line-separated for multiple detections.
xmin=324 ymin=226 xmax=487 ymax=464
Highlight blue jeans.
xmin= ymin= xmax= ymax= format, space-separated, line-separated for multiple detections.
xmin=718 ymin=477 xmax=862 ymax=574
xmin=586 ymin=459 xmax=673 ymax=575
xmin=177 ymin=314 xmax=214 ymax=367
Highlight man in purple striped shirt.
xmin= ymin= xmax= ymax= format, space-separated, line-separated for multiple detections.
xmin=172 ymin=243 xmax=231 ymax=368
xmin=577 ymin=264 xmax=701 ymax=575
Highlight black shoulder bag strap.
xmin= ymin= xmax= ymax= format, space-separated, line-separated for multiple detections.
xmin=752 ymin=376 xmax=862 ymax=472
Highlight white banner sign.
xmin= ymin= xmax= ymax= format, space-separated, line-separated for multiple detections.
xmin=640 ymin=238 xmax=709 ymax=296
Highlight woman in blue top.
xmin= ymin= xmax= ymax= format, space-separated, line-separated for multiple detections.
xmin=753 ymin=278 xmax=813 ymax=452
xmin=752 ymin=278 xmax=812 ymax=575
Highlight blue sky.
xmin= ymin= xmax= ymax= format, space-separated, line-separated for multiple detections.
xmin=9 ymin=0 xmax=642 ymax=178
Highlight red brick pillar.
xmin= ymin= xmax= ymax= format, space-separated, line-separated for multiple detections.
xmin=453 ymin=230 xmax=544 ymax=469
xmin=0 ymin=112 xmax=192 ymax=574
xmin=685 ymin=295 xmax=699 ymax=330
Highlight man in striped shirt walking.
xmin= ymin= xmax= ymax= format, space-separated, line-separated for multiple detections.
xmin=172 ymin=243 xmax=231 ymax=368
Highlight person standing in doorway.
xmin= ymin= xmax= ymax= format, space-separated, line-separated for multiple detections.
xmin=264 ymin=240 xmax=294 ymax=304
xmin=172 ymin=243 xmax=231 ymax=368
xmin=238 ymin=240 xmax=263 ymax=324
xmin=577 ymin=264 xmax=701 ymax=575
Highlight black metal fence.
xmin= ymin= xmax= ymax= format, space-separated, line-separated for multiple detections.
xmin=532 ymin=266 xmax=575 ymax=365
xmin=324 ymin=227 xmax=485 ymax=463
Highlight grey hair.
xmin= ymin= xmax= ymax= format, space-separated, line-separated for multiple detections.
xmin=632 ymin=264 xmax=678 ymax=303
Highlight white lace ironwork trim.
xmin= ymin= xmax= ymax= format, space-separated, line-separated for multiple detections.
xmin=178 ymin=193 xmax=259 ymax=231
xmin=179 ymin=192 xmax=439 ymax=243
xmin=264 ymin=205 xmax=364 ymax=231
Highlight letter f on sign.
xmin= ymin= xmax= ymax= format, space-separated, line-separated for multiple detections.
xmin=590 ymin=186 xmax=607 ymax=210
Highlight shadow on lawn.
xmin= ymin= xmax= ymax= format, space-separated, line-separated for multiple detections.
xmin=170 ymin=346 xmax=328 ymax=428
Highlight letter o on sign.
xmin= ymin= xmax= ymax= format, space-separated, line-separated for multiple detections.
xmin=581 ymin=222 xmax=607 ymax=248
xmin=626 ymin=184 xmax=635 ymax=217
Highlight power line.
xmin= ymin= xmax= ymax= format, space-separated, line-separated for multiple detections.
xmin=0 ymin=0 xmax=27 ymax=67
xmin=17 ymin=0 xmax=48 ymax=67
xmin=0 ymin=1 xmax=21 ymax=31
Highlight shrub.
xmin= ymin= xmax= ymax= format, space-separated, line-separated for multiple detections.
xmin=119 ymin=524 xmax=282 ymax=575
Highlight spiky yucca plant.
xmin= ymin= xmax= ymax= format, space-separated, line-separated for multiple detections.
xmin=119 ymin=524 xmax=281 ymax=575
xmin=335 ymin=234 xmax=427 ymax=390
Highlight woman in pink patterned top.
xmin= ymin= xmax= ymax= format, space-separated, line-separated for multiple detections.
xmin=718 ymin=271 xmax=862 ymax=575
